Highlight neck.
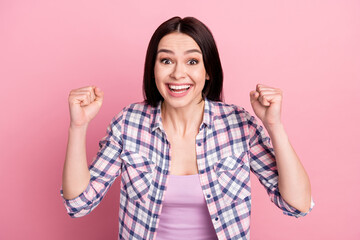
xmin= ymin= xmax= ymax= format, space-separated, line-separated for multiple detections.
xmin=161 ymin=99 xmax=205 ymax=137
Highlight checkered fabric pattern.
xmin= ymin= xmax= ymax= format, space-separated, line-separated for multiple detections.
xmin=60 ymin=98 xmax=314 ymax=240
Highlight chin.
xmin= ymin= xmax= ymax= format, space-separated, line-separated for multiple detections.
xmin=162 ymin=96 xmax=203 ymax=109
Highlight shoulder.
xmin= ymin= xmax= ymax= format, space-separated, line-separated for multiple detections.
xmin=110 ymin=102 xmax=158 ymax=133
xmin=209 ymin=100 xmax=253 ymax=123
xmin=112 ymin=101 xmax=156 ymax=121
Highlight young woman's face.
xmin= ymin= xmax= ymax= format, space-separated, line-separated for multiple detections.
xmin=154 ymin=32 xmax=209 ymax=109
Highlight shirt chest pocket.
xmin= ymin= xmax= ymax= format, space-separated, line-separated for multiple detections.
xmin=214 ymin=152 xmax=251 ymax=204
xmin=120 ymin=150 xmax=154 ymax=203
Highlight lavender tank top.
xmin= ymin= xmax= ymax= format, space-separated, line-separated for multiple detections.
xmin=156 ymin=174 xmax=218 ymax=240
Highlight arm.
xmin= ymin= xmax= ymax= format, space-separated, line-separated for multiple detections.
xmin=265 ymin=124 xmax=311 ymax=212
xmin=250 ymin=84 xmax=312 ymax=213
xmin=61 ymin=86 xmax=124 ymax=218
xmin=62 ymin=86 xmax=104 ymax=200
xmin=62 ymin=125 xmax=91 ymax=200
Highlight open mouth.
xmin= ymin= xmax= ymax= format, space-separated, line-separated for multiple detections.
xmin=167 ymin=84 xmax=191 ymax=93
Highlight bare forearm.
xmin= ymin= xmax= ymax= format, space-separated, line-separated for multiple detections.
xmin=62 ymin=125 xmax=91 ymax=200
xmin=265 ymin=123 xmax=312 ymax=213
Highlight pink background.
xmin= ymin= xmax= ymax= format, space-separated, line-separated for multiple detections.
xmin=1 ymin=1 xmax=359 ymax=239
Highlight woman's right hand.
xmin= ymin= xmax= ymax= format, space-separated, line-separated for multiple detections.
xmin=68 ymin=86 xmax=104 ymax=128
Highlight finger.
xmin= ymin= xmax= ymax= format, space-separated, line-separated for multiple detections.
xmin=258 ymin=88 xmax=279 ymax=94
xmin=94 ymin=87 xmax=104 ymax=105
xmin=258 ymin=89 xmax=282 ymax=99
xmin=69 ymin=94 xmax=90 ymax=107
xmin=257 ymin=84 xmax=283 ymax=95
xmin=256 ymin=84 xmax=269 ymax=92
xmin=254 ymin=89 xmax=272 ymax=106
xmin=89 ymin=86 xmax=96 ymax=102
xmin=256 ymin=83 xmax=275 ymax=88
xmin=256 ymin=84 xmax=279 ymax=92
xmin=69 ymin=87 xmax=94 ymax=101
xmin=258 ymin=91 xmax=281 ymax=103
xmin=94 ymin=87 xmax=104 ymax=98
xmin=69 ymin=90 xmax=92 ymax=96
xmin=69 ymin=90 xmax=92 ymax=99
xmin=259 ymin=95 xmax=271 ymax=106
xmin=69 ymin=92 xmax=91 ymax=106
xmin=259 ymin=93 xmax=282 ymax=106
xmin=249 ymin=90 xmax=260 ymax=103
xmin=73 ymin=90 xmax=95 ymax=103
xmin=70 ymin=91 xmax=92 ymax=105
xmin=72 ymin=86 xmax=94 ymax=92
xmin=79 ymin=95 xmax=91 ymax=107
xmin=257 ymin=84 xmax=282 ymax=96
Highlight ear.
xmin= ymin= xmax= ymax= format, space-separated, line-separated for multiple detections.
xmin=206 ymin=73 xmax=210 ymax=80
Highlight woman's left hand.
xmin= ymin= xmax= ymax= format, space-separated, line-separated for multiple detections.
xmin=250 ymin=84 xmax=283 ymax=127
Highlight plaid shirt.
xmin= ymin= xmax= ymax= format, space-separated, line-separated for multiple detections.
xmin=61 ymin=98 xmax=314 ymax=240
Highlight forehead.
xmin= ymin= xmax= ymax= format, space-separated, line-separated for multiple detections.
xmin=157 ymin=32 xmax=201 ymax=52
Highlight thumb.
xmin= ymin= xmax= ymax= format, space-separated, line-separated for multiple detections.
xmin=94 ymin=87 xmax=104 ymax=104
xmin=249 ymin=90 xmax=259 ymax=104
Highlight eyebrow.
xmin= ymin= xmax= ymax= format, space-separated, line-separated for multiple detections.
xmin=157 ymin=49 xmax=202 ymax=55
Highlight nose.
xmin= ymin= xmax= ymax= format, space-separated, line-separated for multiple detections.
xmin=170 ymin=62 xmax=186 ymax=80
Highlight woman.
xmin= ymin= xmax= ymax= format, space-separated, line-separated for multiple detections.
xmin=61 ymin=16 xmax=314 ymax=240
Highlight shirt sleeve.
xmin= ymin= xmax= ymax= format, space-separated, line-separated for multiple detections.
xmin=247 ymin=114 xmax=314 ymax=218
xmin=60 ymin=114 xmax=123 ymax=218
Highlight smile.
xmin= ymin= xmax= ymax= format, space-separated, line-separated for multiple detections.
xmin=168 ymin=84 xmax=191 ymax=92
xmin=166 ymin=84 xmax=192 ymax=97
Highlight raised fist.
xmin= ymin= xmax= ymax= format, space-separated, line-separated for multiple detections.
xmin=250 ymin=84 xmax=282 ymax=127
xmin=68 ymin=86 xmax=104 ymax=128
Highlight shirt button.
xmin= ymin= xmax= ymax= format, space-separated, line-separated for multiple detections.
xmin=215 ymin=217 xmax=219 ymax=221
xmin=197 ymin=142 xmax=201 ymax=146
xmin=207 ymin=194 xmax=211 ymax=198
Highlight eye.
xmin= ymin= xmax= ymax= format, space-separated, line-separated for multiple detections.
xmin=188 ymin=59 xmax=199 ymax=65
xmin=160 ymin=58 xmax=172 ymax=64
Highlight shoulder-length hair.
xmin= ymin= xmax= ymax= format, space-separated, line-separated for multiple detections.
xmin=143 ymin=16 xmax=224 ymax=107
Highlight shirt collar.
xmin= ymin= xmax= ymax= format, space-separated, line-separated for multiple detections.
xmin=150 ymin=101 xmax=163 ymax=132
xmin=150 ymin=97 xmax=214 ymax=133
xmin=202 ymin=97 xmax=213 ymax=129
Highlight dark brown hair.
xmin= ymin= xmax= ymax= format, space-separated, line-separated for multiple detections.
xmin=143 ymin=16 xmax=224 ymax=107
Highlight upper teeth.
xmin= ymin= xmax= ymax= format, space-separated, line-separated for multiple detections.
xmin=169 ymin=85 xmax=191 ymax=90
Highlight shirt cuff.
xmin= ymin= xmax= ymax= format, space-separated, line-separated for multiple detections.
xmin=282 ymin=196 xmax=315 ymax=218
xmin=60 ymin=183 xmax=96 ymax=217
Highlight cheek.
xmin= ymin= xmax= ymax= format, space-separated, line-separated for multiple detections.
xmin=194 ymin=63 xmax=207 ymax=78
xmin=193 ymin=68 xmax=207 ymax=83
xmin=154 ymin=63 xmax=167 ymax=80
xmin=154 ymin=65 xmax=165 ymax=94
xmin=154 ymin=63 xmax=160 ymax=79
